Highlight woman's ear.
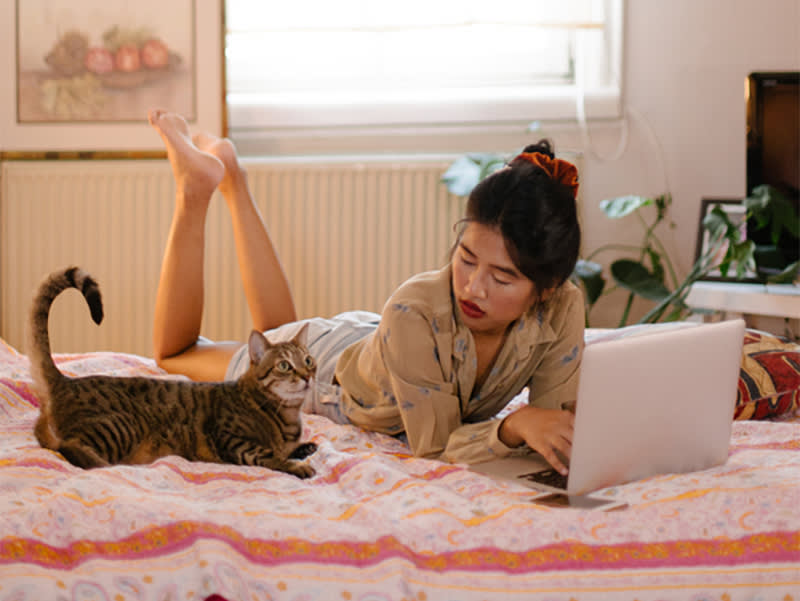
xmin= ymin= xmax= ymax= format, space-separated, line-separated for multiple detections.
xmin=527 ymin=285 xmax=555 ymax=314
xmin=538 ymin=287 xmax=556 ymax=302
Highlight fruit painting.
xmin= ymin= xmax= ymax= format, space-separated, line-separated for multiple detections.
xmin=16 ymin=0 xmax=195 ymax=123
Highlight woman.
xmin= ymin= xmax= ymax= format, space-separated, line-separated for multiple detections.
xmin=149 ymin=109 xmax=584 ymax=473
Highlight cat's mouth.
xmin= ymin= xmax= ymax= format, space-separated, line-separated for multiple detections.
xmin=274 ymin=380 xmax=311 ymax=408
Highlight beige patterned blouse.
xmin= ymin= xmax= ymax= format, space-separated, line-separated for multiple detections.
xmin=335 ymin=264 xmax=585 ymax=464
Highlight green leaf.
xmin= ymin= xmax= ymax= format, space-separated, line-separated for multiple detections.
xmin=572 ymin=260 xmax=605 ymax=305
xmin=599 ymin=195 xmax=654 ymax=219
xmin=645 ymin=246 xmax=665 ymax=283
xmin=702 ymin=205 xmax=733 ymax=238
xmin=479 ymin=156 xmax=507 ymax=182
xmin=441 ymin=153 xmax=505 ymax=197
xmin=766 ymin=260 xmax=799 ymax=284
xmin=729 ymin=240 xmax=756 ymax=279
xmin=744 ymin=186 xmax=773 ymax=230
xmin=772 ymin=195 xmax=800 ymax=240
xmin=610 ymin=259 xmax=671 ymax=301
xmin=745 ymin=184 xmax=800 ymax=241
xmin=441 ymin=156 xmax=482 ymax=197
xmin=654 ymin=193 xmax=672 ymax=221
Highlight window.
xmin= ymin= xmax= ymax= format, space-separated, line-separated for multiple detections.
xmin=225 ymin=0 xmax=624 ymax=154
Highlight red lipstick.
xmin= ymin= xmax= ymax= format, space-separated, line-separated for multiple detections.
xmin=459 ymin=300 xmax=485 ymax=319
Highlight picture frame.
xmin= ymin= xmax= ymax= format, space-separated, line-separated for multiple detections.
xmin=0 ymin=0 xmax=225 ymax=159
xmin=695 ymin=198 xmax=759 ymax=283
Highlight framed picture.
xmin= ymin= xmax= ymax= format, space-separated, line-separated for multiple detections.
xmin=695 ymin=198 xmax=758 ymax=283
xmin=0 ymin=0 xmax=225 ymax=158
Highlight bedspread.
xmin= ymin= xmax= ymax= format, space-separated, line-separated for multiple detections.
xmin=0 ymin=336 xmax=799 ymax=600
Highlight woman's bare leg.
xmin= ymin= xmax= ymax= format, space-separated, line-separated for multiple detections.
xmin=149 ymin=109 xmax=296 ymax=380
xmin=150 ymin=108 xmax=221 ymax=358
xmin=150 ymin=109 xmax=239 ymax=380
xmin=193 ymin=131 xmax=297 ymax=332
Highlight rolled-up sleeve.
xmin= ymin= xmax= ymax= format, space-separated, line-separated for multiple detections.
xmin=377 ymin=306 xmax=463 ymax=458
xmin=440 ymin=419 xmax=516 ymax=464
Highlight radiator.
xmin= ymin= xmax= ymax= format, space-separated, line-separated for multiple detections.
xmin=0 ymin=158 xmax=464 ymax=357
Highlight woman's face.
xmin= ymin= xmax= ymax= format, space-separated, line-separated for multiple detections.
xmin=451 ymin=222 xmax=539 ymax=337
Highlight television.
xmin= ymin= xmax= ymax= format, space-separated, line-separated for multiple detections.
xmin=745 ymin=71 xmax=800 ymax=277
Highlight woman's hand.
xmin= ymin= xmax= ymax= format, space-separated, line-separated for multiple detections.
xmin=498 ymin=406 xmax=574 ymax=475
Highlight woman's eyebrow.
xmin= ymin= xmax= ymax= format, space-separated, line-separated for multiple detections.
xmin=459 ymin=241 xmax=521 ymax=278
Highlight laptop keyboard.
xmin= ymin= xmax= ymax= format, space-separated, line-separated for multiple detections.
xmin=518 ymin=468 xmax=568 ymax=490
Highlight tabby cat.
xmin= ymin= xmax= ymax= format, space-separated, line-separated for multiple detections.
xmin=30 ymin=266 xmax=318 ymax=478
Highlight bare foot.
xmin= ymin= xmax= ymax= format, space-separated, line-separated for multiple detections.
xmin=148 ymin=108 xmax=224 ymax=204
xmin=192 ymin=131 xmax=247 ymax=202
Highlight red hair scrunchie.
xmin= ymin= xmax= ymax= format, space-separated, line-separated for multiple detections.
xmin=515 ymin=152 xmax=579 ymax=199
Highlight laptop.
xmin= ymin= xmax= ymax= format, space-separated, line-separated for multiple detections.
xmin=469 ymin=319 xmax=745 ymax=497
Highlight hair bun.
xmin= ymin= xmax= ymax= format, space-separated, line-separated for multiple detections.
xmin=514 ymin=152 xmax=579 ymax=199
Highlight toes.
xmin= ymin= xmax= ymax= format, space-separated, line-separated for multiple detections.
xmin=147 ymin=108 xmax=162 ymax=126
xmin=147 ymin=107 xmax=170 ymax=128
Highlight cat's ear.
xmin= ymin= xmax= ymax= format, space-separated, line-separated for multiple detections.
xmin=248 ymin=330 xmax=271 ymax=364
xmin=291 ymin=322 xmax=310 ymax=348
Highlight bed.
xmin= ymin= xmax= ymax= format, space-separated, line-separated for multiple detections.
xmin=1 ymin=324 xmax=799 ymax=600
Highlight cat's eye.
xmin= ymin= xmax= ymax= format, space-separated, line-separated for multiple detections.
xmin=276 ymin=360 xmax=292 ymax=373
xmin=304 ymin=355 xmax=315 ymax=369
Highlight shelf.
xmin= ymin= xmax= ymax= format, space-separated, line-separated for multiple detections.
xmin=686 ymin=281 xmax=800 ymax=319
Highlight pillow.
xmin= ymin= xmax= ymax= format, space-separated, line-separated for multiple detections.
xmin=736 ymin=329 xmax=800 ymax=420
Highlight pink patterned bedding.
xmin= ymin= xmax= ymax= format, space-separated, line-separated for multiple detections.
xmin=1 ymin=335 xmax=799 ymax=600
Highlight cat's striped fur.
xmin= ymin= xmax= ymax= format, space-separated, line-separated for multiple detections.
xmin=30 ymin=266 xmax=318 ymax=478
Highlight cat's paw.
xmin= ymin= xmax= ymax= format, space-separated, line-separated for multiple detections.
xmin=289 ymin=442 xmax=318 ymax=460
xmin=286 ymin=461 xmax=315 ymax=479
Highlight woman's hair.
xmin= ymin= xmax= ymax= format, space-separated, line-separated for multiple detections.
xmin=455 ymin=139 xmax=581 ymax=296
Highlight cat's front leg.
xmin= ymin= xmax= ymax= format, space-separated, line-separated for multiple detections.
xmin=218 ymin=435 xmax=315 ymax=478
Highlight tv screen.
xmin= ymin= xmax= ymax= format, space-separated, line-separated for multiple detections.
xmin=745 ymin=71 xmax=799 ymax=276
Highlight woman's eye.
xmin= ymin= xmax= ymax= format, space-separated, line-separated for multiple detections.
xmin=460 ymin=255 xmax=475 ymax=266
xmin=493 ymin=276 xmax=511 ymax=286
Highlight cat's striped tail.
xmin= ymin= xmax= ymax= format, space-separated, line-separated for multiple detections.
xmin=27 ymin=266 xmax=103 ymax=389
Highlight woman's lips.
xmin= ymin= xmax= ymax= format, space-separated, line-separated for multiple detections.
xmin=459 ymin=300 xmax=485 ymax=318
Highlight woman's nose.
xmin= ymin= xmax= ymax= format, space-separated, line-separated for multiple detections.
xmin=466 ymin=268 xmax=488 ymax=298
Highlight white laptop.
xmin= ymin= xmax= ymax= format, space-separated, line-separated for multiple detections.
xmin=470 ymin=319 xmax=745 ymax=497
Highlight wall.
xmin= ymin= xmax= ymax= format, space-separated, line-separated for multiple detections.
xmin=563 ymin=0 xmax=800 ymax=326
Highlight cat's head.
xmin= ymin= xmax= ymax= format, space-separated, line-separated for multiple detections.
xmin=244 ymin=324 xmax=317 ymax=409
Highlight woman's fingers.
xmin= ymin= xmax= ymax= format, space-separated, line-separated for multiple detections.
xmin=501 ymin=406 xmax=575 ymax=475
xmin=544 ymin=430 xmax=573 ymax=475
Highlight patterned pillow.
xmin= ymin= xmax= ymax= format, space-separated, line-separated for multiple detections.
xmin=736 ymin=329 xmax=800 ymax=420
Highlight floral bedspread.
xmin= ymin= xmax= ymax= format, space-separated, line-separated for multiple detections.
xmin=1 ymin=336 xmax=799 ymax=601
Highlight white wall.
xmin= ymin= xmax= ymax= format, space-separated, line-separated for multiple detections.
xmin=565 ymin=0 xmax=800 ymax=326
